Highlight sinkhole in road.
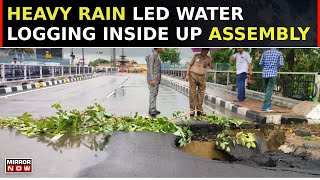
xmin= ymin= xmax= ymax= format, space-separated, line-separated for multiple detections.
xmin=177 ymin=124 xmax=286 ymax=162
xmin=176 ymin=124 xmax=320 ymax=172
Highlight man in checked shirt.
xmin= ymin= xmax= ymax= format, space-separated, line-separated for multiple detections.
xmin=259 ymin=48 xmax=284 ymax=111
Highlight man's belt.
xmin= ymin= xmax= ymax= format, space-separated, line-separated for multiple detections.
xmin=190 ymin=71 xmax=206 ymax=76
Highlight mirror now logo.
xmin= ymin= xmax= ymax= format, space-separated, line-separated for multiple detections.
xmin=5 ymin=158 xmax=32 ymax=173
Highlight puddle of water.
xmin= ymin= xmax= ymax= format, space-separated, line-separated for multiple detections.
xmin=0 ymin=129 xmax=110 ymax=177
xmin=36 ymin=133 xmax=111 ymax=152
xmin=180 ymin=141 xmax=230 ymax=161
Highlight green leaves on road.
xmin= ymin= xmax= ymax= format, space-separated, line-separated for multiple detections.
xmin=0 ymin=103 xmax=255 ymax=152
xmin=0 ymin=103 xmax=193 ymax=146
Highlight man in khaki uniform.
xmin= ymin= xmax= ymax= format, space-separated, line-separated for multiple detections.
xmin=186 ymin=48 xmax=214 ymax=116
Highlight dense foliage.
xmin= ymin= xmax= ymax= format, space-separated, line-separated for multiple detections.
xmin=131 ymin=60 xmax=138 ymax=64
xmin=211 ymin=48 xmax=320 ymax=72
xmin=160 ymin=48 xmax=181 ymax=67
xmin=89 ymin=58 xmax=111 ymax=66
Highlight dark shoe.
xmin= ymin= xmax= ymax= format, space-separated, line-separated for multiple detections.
xmin=155 ymin=110 xmax=161 ymax=114
xmin=190 ymin=110 xmax=195 ymax=116
xmin=197 ymin=111 xmax=207 ymax=116
xmin=149 ymin=111 xmax=158 ymax=116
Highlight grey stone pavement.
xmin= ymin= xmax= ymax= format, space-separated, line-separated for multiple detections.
xmin=163 ymin=75 xmax=292 ymax=114
xmin=0 ymin=74 xmax=319 ymax=177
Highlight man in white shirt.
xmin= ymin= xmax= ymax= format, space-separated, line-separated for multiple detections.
xmin=11 ymin=57 xmax=20 ymax=64
xmin=10 ymin=57 xmax=21 ymax=78
xmin=229 ymin=48 xmax=252 ymax=101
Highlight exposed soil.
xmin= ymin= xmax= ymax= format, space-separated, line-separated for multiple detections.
xmin=178 ymin=123 xmax=320 ymax=172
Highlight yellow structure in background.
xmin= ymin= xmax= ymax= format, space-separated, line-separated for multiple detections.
xmin=45 ymin=51 xmax=52 ymax=59
xmin=127 ymin=66 xmax=147 ymax=74
xmin=96 ymin=62 xmax=147 ymax=74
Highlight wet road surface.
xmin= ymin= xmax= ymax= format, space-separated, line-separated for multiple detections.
xmin=0 ymin=129 xmax=110 ymax=177
xmin=0 ymin=74 xmax=247 ymax=120
xmin=1 ymin=74 xmax=315 ymax=177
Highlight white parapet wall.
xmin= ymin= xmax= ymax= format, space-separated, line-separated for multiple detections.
xmin=206 ymin=82 xmax=301 ymax=108
xmin=306 ymin=104 xmax=320 ymax=122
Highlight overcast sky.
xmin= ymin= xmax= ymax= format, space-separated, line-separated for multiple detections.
xmin=63 ymin=48 xmax=194 ymax=64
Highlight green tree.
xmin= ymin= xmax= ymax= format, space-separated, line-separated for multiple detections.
xmin=8 ymin=48 xmax=34 ymax=54
xmin=89 ymin=58 xmax=110 ymax=66
xmin=131 ymin=60 xmax=138 ymax=64
xmin=160 ymin=48 xmax=181 ymax=67
xmin=247 ymin=48 xmax=266 ymax=72
xmin=246 ymin=48 xmax=320 ymax=72
xmin=279 ymin=48 xmax=320 ymax=72
xmin=211 ymin=48 xmax=235 ymax=63
xmin=7 ymin=48 xmax=35 ymax=58
xmin=247 ymin=48 xmax=320 ymax=99
xmin=210 ymin=48 xmax=235 ymax=71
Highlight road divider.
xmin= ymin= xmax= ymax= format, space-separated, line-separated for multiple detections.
xmin=0 ymin=74 xmax=101 ymax=95
xmin=106 ymin=76 xmax=130 ymax=99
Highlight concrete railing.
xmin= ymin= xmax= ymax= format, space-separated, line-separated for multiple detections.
xmin=162 ymin=69 xmax=320 ymax=101
xmin=0 ymin=63 xmax=94 ymax=84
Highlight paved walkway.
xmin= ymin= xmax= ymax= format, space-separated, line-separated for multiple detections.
xmin=163 ymin=75 xmax=293 ymax=116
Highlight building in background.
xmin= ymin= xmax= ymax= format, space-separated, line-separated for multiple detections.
xmin=0 ymin=49 xmax=9 ymax=56
xmin=95 ymin=58 xmax=146 ymax=73
xmin=0 ymin=48 xmax=70 ymax=65
xmin=36 ymin=48 xmax=63 ymax=59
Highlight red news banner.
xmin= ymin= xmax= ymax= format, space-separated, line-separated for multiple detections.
xmin=5 ymin=158 xmax=33 ymax=173
xmin=0 ymin=0 xmax=318 ymax=47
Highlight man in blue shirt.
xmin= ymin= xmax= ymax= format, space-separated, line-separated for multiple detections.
xmin=259 ymin=48 xmax=284 ymax=111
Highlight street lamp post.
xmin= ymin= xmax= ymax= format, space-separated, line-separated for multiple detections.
xmin=81 ymin=48 xmax=85 ymax=66
xmin=70 ymin=48 xmax=75 ymax=65
xmin=112 ymin=48 xmax=116 ymax=71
